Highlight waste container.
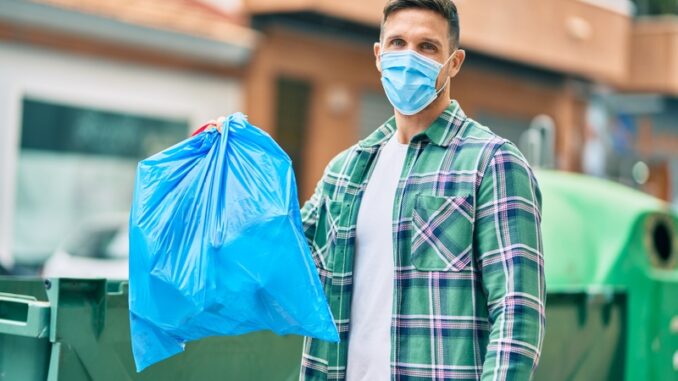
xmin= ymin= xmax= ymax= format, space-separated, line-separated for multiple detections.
xmin=0 ymin=277 xmax=304 ymax=381
xmin=537 ymin=170 xmax=678 ymax=381
xmin=535 ymin=289 xmax=627 ymax=381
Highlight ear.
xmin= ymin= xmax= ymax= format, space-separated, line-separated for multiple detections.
xmin=374 ymin=42 xmax=382 ymax=73
xmin=446 ymin=49 xmax=466 ymax=78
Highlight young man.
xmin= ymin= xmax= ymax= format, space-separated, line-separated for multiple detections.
xmin=298 ymin=1 xmax=545 ymax=380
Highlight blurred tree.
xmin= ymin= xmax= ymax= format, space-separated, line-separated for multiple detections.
xmin=633 ymin=0 xmax=678 ymax=15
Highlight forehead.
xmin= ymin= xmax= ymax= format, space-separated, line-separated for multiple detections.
xmin=382 ymin=8 xmax=449 ymax=39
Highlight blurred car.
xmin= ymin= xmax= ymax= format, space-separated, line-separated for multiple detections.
xmin=42 ymin=213 xmax=129 ymax=279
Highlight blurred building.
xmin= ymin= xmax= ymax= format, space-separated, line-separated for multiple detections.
xmin=0 ymin=0 xmax=677 ymax=268
xmin=0 ymin=0 xmax=255 ymax=267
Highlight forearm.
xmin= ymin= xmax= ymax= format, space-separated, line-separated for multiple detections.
xmin=476 ymin=143 xmax=546 ymax=380
xmin=480 ymin=291 xmax=545 ymax=380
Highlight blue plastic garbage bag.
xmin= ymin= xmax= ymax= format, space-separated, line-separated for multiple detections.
xmin=129 ymin=113 xmax=339 ymax=372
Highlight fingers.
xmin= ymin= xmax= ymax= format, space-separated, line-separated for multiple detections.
xmin=204 ymin=116 xmax=226 ymax=133
xmin=216 ymin=116 xmax=226 ymax=133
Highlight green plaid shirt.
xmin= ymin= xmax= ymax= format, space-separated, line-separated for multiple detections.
xmin=299 ymin=101 xmax=545 ymax=381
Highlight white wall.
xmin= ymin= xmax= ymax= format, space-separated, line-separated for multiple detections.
xmin=0 ymin=41 xmax=243 ymax=268
xmin=200 ymin=0 xmax=243 ymax=12
xmin=579 ymin=0 xmax=634 ymax=15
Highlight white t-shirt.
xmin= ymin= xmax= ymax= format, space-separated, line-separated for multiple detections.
xmin=346 ymin=134 xmax=408 ymax=381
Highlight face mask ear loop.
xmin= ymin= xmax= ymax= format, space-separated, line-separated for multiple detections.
xmin=435 ymin=51 xmax=456 ymax=94
xmin=436 ymin=77 xmax=451 ymax=96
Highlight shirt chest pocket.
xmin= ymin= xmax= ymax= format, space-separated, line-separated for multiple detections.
xmin=410 ymin=194 xmax=475 ymax=272
xmin=311 ymin=197 xmax=346 ymax=272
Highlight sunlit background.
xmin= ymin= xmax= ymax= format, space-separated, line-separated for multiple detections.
xmin=0 ymin=0 xmax=677 ymax=273
xmin=1 ymin=1 xmax=678 ymax=379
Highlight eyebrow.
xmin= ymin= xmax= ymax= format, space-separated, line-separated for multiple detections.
xmin=383 ymin=34 xmax=442 ymax=48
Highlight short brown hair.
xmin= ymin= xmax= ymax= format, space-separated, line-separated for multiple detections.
xmin=382 ymin=0 xmax=460 ymax=49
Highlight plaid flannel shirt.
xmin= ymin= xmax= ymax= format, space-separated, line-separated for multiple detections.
xmin=299 ymin=100 xmax=545 ymax=381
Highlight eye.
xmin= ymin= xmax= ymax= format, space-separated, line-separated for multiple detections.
xmin=421 ymin=42 xmax=437 ymax=52
xmin=390 ymin=38 xmax=406 ymax=47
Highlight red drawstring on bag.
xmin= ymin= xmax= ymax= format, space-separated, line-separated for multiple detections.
xmin=191 ymin=123 xmax=211 ymax=137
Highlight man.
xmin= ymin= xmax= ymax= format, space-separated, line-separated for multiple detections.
xmin=298 ymin=1 xmax=545 ymax=380
xmin=205 ymin=1 xmax=544 ymax=379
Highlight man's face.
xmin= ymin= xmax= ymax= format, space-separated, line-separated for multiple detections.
xmin=375 ymin=8 xmax=464 ymax=88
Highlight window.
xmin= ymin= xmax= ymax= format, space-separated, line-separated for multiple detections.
xmin=275 ymin=77 xmax=311 ymax=195
xmin=13 ymin=99 xmax=188 ymax=263
xmin=359 ymin=91 xmax=393 ymax=139
xmin=474 ymin=111 xmax=531 ymax=147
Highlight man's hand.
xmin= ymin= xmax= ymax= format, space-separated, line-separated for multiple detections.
xmin=208 ymin=116 xmax=226 ymax=133
xmin=194 ymin=116 xmax=226 ymax=136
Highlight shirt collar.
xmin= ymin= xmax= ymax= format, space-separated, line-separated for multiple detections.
xmin=358 ymin=100 xmax=467 ymax=149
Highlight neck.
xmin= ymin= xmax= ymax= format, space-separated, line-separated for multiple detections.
xmin=394 ymin=94 xmax=451 ymax=144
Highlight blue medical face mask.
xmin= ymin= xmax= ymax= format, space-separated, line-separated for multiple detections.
xmin=380 ymin=50 xmax=453 ymax=115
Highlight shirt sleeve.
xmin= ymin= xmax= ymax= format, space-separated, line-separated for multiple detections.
xmin=300 ymin=148 xmax=352 ymax=271
xmin=301 ymin=168 xmax=329 ymax=272
xmin=301 ymin=177 xmax=323 ymax=244
xmin=476 ymin=142 xmax=546 ymax=381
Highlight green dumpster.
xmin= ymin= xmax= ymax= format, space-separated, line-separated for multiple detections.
xmin=535 ymin=289 xmax=627 ymax=381
xmin=0 ymin=277 xmax=304 ymax=381
xmin=537 ymin=170 xmax=678 ymax=381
